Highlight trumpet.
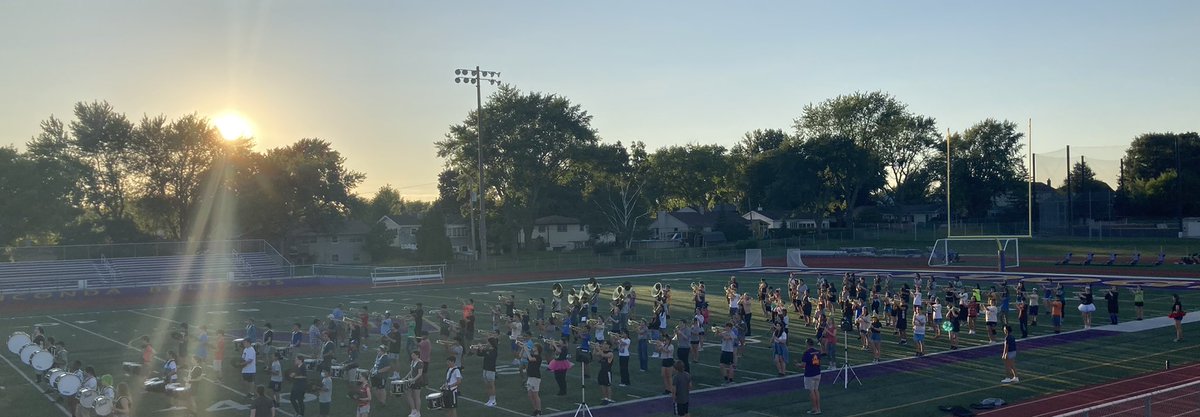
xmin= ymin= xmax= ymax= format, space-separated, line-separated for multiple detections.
xmin=626 ymin=319 xmax=643 ymax=328
xmin=497 ymin=294 xmax=512 ymax=303
xmin=528 ymin=299 xmax=543 ymax=309
xmin=513 ymin=309 xmax=528 ymax=316
xmin=436 ymin=339 xmax=456 ymax=346
xmin=649 ymin=340 xmax=666 ymax=348
xmin=541 ymin=337 xmax=563 ymax=347
xmin=587 ymin=318 xmax=602 ymax=327
xmin=468 ymin=343 xmax=492 ymax=353
xmin=570 ymin=325 xmax=589 ymax=333
xmin=551 ymin=312 xmax=565 ymax=320
xmin=607 ymin=332 xmax=624 ymax=340
xmin=710 ymin=326 xmax=725 ymax=334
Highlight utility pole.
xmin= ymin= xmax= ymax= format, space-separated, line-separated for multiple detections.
xmin=454 ymin=67 xmax=501 ymax=265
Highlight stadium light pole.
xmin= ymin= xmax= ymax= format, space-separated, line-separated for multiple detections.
xmin=454 ymin=67 xmax=501 ymax=265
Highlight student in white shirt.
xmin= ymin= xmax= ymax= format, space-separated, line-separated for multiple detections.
xmin=241 ymin=339 xmax=257 ymax=398
xmin=442 ymin=356 xmax=462 ymax=417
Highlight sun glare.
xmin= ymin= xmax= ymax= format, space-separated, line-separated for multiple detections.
xmin=212 ymin=113 xmax=254 ymax=141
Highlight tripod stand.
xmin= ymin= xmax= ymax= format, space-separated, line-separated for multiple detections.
xmin=831 ymin=323 xmax=862 ymax=389
xmin=574 ymin=354 xmax=593 ymax=417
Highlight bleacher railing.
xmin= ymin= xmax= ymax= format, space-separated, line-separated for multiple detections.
xmin=1057 ymin=378 xmax=1200 ymax=416
xmin=1 ymin=239 xmax=286 ymax=264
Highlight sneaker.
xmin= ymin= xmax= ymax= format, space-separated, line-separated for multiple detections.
xmin=651 ymin=353 xmax=660 ymax=358
xmin=485 ymin=400 xmax=495 ymax=407
xmin=1011 ymin=377 xmax=1019 ymax=383
xmin=1001 ymin=378 xmax=1013 ymax=383
xmin=618 ymin=384 xmax=628 ymax=387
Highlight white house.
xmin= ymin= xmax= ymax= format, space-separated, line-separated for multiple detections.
xmin=742 ymin=209 xmax=830 ymax=238
xmin=377 ymin=214 xmax=474 ymax=254
xmin=647 ymin=205 xmax=743 ymax=244
xmin=519 ymin=215 xmax=593 ymax=251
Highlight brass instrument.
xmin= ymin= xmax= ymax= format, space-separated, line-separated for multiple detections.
xmin=468 ymin=343 xmax=491 ymax=352
xmin=435 ymin=339 xmax=456 ymax=346
xmin=570 ymin=325 xmax=588 ymax=333
xmin=613 ymin=286 xmax=627 ymax=302
xmin=607 ymin=332 xmax=623 ymax=340
xmin=710 ymin=326 xmax=724 ymax=334
xmin=651 ymin=283 xmax=664 ymax=299
xmin=528 ymin=299 xmax=543 ymax=309
xmin=584 ymin=278 xmax=600 ymax=294
xmin=551 ymin=312 xmax=565 ymax=320
xmin=587 ymin=319 xmax=602 ymax=327
xmin=648 ymin=340 xmax=665 ymax=348
xmin=513 ymin=309 xmax=528 ymax=316
xmin=477 ymin=330 xmax=499 ymax=338
xmin=626 ymin=319 xmax=643 ymax=328
xmin=541 ymin=337 xmax=563 ymax=347
xmin=567 ymin=294 xmax=580 ymax=307
xmin=552 ymin=283 xmax=564 ymax=298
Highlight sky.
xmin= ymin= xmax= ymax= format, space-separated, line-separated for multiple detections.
xmin=2 ymin=1 xmax=1197 ymax=200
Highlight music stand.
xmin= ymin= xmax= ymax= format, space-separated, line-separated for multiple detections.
xmin=831 ymin=323 xmax=861 ymax=389
xmin=574 ymin=352 xmax=593 ymax=417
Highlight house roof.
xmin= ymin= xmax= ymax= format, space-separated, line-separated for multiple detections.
xmin=535 ymin=215 xmax=580 ymax=225
xmin=744 ymin=209 xmax=825 ymax=221
xmin=289 ymin=219 xmax=372 ymax=237
xmin=879 ymin=204 xmax=942 ymax=215
xmin=380 ymin=214 xmax=420 ymax=226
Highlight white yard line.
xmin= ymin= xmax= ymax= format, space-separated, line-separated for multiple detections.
xmin=47 ymin=316 xmax=297 ymax=417
xmin=0 ymin=352 xmax=72 ymax=416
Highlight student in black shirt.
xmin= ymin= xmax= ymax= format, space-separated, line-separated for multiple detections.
xmin=527 ymin=344 xmax=544 ymax=416
xmin=476 ymin=337 xmax=499 ymax=407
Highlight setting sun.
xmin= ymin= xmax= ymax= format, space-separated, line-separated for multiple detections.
xmin=212 ymin=112 xmax=254 ymax=140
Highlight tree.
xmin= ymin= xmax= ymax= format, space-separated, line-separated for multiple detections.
xmin=415 ymin=210 xmax=453 ymax=262
xmin=0 ymin=147 xmax=80 ymax=246
xmin=793 ymin=91 xmax=938 ymax=205
xmin=129 ymin=113 xmax=229 ymax=239
xmin=363 ymin=185 xmax=432 ymax=223
xmin=645 ymin=144 xmax=734 ymax=211
xmin=436 ymin=85 xmax=599 ymax=252
xmin=70 ymin=101 xmax=136 ymax=220
xmin=238 ymin=138 xmax=365 ymax=241
xmin=581 ymin=141 xmax=652 ymax=249
xmin=802 ymin=135 xmax=885 ymax=227
xmin=930 ymin=119 xmax=1029 ymax=221
xmin=1118 ymin=132 xmax=1200 ymax=217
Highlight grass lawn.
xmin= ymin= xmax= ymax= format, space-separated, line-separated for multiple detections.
xmin=2 ymin=267 xmax=1196 ymax=417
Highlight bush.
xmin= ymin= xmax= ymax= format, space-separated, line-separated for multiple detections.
xmin=735 ymin=239 xmax=759 ymax=249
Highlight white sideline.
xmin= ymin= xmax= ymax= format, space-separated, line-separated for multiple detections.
xmin=0 ymin=350 xmax=72 ymax=416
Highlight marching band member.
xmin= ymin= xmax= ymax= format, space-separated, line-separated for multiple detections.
xmin=656 ymin=333 xmax=676 ymax=395
xmin=717 ymin=322 xmax=736 ymax=385
xmin=318 ymin=369 xmax=333 ymax=417
xmin=441 ymin=356 xmax=463 ymax=417
xmin=913 ymin=305 xmax=927 ymax=357
xmin=596 ymin=341 xmax=615 ymax=405
xmin=771 ymin=322 xmax=789 ymax=376
xmin=402 ymin=350 xmax=426 ymax=417
xmin=287 ymin=356 xmax=308 ymax=417
xmin=527 ymin=343 xmax=544 ymax=415
xmin=354 ymin=372 xmax=372 ymax=417
xmin=309 ymin=319 xmax=323 ymax=354
xmin=369 ymin=345 xmax=394 ymax=407
xmin=75 ymin=366 xmax=98 ymax=417
xmin=548 ymin=342 xmax=572 ymax=396
xmin=635 ymin=320 xmax=650 ymax=372
xmin=269 ymin=352 xmax=283 ymax=408
xmin=112 ymin=382 xmax=132 ymax=417
xmin=674 ymin=320 xmax=692 ymax=373
xmin=240 ymin=339 xmax=258 ymax=399
xmin=381 ymin=311 xmax=394 ymax=342
xmin=739 ymin=294 xmax=753 ymax=337
xmin=617 ymin=331 xmax=632 ymax=386
xmin=474 ymin=337 xmax=499 ymax=407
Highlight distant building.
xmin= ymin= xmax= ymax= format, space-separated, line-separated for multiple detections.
xmin=287 ymin=220 xmax=371 ymax=265
xmin=878 ymin=204 xmax=941 ymax=225
xmin=742 ymin=209 xmax=830 ymax=239
xmin=648 ymin=205 xmax=743 ymax=245
xmin=377 ymin=214 xmax=473 ymax=255
xmin=519 ymin=215 xmax=610 ymax=251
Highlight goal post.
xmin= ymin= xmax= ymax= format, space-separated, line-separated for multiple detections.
xmin=743 ymin=249 xmax=763 ymax=268
xmin=929 ymin=237 xmax=1020 ymax=271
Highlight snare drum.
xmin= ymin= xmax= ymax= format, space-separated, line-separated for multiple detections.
xmin=55 ymin=373 xmax=82 ymax=396
xmin=78 ymin=388 xmax=98 ymax=408
xmin=389 ymin=379 xmax=410 ymax=396
xmin=92 ymin=396 xmax=113 ymax=416
xmin=7 ymin=331 xmax=30 ymax=354
xmin=303 ymin=359 xmax=319 ymax=371
xmin=143 ymin=377 xmax=167 ymax=393
xmin=330 ymin=365 xmax=345 ymax=378
xmin=122 ymin=361 xmax=143 ymax=376
xmin=165 ymin=383 xmax=189 ymax=396
xmin=280 ymin=346 xmax=293 ymax=358
xmin=30 ymin=349 xmax=54 ymax=371
xmin=425 ymin=392 xmax=444 ymax=410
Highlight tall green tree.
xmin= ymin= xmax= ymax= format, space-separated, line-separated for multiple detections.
xmin=1117 ymin=132 xmax=1200 ymax=217
xmin=793 ymin=91 xmax=938 ymax=205
xmin=415 ymin=210 xmax=453 ymax=262
xmin=930 ymin=119 xmax=1029 ymax=221
xmin=645 ymin=144 xmax=734 ymax=211
xmin=238 ymin=138 xmax=365 ymax=241
xmin=129 ymin=113 xmax=229 ymax=239
xmin=0 ymin=147 xmax=80 ymax=246
xmin=70 ymin=101 xmax=136 ymax=220
xmin=436 ymin=85 xmax=599 ymax=252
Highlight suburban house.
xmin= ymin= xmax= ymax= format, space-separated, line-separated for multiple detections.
xmin=742 ymin=209 xmax=831 ymax=239
xmin=518 ymin=215 xmax=593 ymax=251
xmin=286 ymin=219 xmax=371 ymax=265
xmin=878 ymin=204 xmax=942 ymax=225
xmin=648 ymin=205 xmax=743 ymax=245
xmin=377 ymin=214 xmax=474 ymax=255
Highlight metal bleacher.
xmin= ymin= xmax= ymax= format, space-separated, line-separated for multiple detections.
xmin=0 ymin=241 xmax=291 ymax=294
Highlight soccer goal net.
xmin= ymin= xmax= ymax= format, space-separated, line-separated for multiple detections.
xmin=928 ymin=237 xmax=1020 ymax=269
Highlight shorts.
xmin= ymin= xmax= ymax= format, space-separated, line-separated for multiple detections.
xmin=319 ymin=401 xmax=331 ymax=415
xmin=1029 ymin=306 xmax=1039 ymax=315
xmin=442 ymin=390 xmax=458 ymax=409
xmin=242 ymin=373 xmax=255 ymax=382
xmin=914 ymin=333 xmax=925 ymax=343
xmin=1135 ymin=302 xmax=1145 ymax=307
xmin=675 ymin=402 xmax=690 ymax=416
xmin=1003 ymin=351 xmax=1017 ymax=360
xmin=1079 ymin=304 xmax=1096 ymax=313
xmin=271 ymin=380 xmax=282 ymax=392
xmin=482 ymin=370 xmax=496 ymax=382
xmin=662 ymin=358 xmax=675 ymax=368
xmin=370 ymin=375 xmax=385 ymax=390
xmin=987 ymin=321 xmax=997 ymax=328
xmin=598 ymin=371 xmax=611 ymax=386
xmin=803 ymin=375 xmax=820 ymax=390
xmin=357 ymin=404 xmax=370 ymax=415
xmin=1052 ymin=317 xmax=1062 ymax=327
xmin=690 ymin=341 xmax=700 ymax=348
xmin=526 ymin=377 xmax=541 ymax=392
xmin=720 ymin=351 xmax=735 ymax=365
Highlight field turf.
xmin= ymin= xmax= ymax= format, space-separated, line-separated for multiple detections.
xmin=2 ymin=267 xmax=1197 ymax=417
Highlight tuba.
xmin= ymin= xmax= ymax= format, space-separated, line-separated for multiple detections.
xmin=552 ymin=283 xmax=564 ymax=298
xmin=613 ymin=286 xmax=626 ymax=302
xmin=651 ymin=282 xmax=664 ymax=299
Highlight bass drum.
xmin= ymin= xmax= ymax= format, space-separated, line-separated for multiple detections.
xmin=30 ymin=350 xmax=54 ymax=371
xmin=55 ymin=373 xmax=82 ymax=396
xmin=47 ymin=369 xmax=67 ymax=389
xmin=7 ymin=332 xmax=31 ymax=355
xmin=79 ymin=388 xmax=98 ymax=408
xmin=92 ymin=396 xmax=113 ymax=416
xmin=18 ymin=344 xmax=41 ymax=365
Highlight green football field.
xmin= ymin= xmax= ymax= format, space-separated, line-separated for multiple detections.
xmin=2 ymin=266 xmax=1198 ymax=417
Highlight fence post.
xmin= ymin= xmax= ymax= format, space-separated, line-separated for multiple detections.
xmin=1145 ymin=394 xmax=1151 ymax=417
